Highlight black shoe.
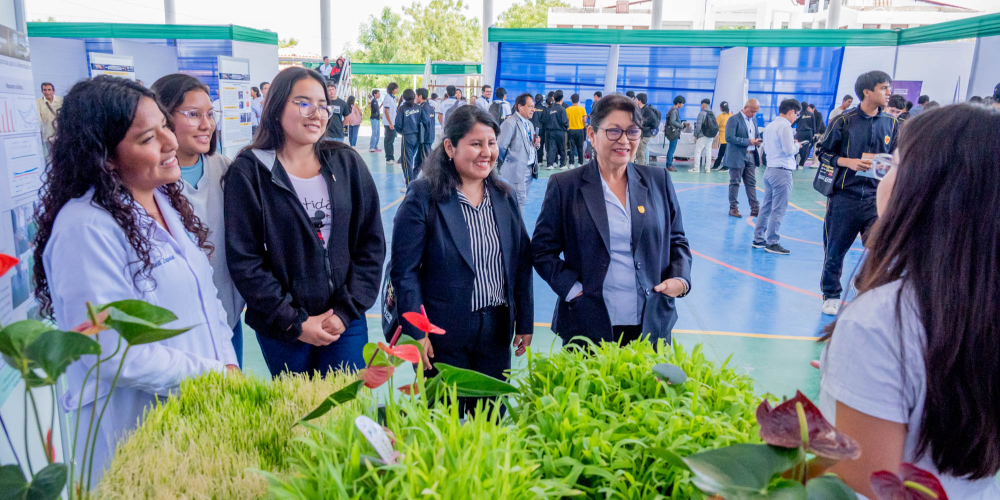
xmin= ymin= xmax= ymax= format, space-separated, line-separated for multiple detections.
xmin=720 ymin=167 xmax=729 ymax=171
xmin=765 ymin=243 xmax=790 ymax=255
xmin=752 ymin=240 xmax=766 ymax=249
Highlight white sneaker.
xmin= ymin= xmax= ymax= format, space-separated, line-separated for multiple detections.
xmin=688 ymin=168 xmax=700 ymax=173
xmin=400 ymin=187 xmax=407 ymax=193
xmin=821 ymin=299 xmax=840 ymax=316
xmin=386 ymin=160 xmax=396 ymax=165
xmin=560 ymin=165 xmax=569 ymax=170
xmin=546 ymin=165 xmax=555 ymax=170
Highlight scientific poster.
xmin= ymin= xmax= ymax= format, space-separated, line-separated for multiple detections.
xmin=89 ymin=52 xmax=136 ymax=80
xmin=891 ymin=81 xmax=923 ymax=101
xmin=217 ymin=56 xmax=253 ymax=149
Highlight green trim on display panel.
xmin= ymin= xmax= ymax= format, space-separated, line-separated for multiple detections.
xmin=431 ymin=63 xmax=482 ymax=74
xmin=350 ymin=63 xmax=426 ymax=75
xmin=26 ymin=22 xmax=279 ymax=45
xmin=488 ymin=12 xmax=1000 ymax=47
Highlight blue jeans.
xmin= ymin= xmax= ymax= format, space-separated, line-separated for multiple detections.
xmin=369 ymin=119 xmax=381 ymax=149
xmin=754 ymin=167 xmax=793 ymax=245
xmin=255 ymin=318 xmax=368 ymax=377
xmin=665 ymin=138 xmax=679 ymax=167
xmin=348 ymin=125 xmax=360 ymax=147
xmin=232 ymin=320 xmax=244 ymax=369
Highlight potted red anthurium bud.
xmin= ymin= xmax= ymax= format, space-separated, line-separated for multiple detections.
xmin=871 ymin=463 xmax=949 ymax=500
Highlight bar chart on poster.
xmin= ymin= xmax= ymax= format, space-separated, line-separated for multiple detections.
xmin=217 ymin=55 xmax=253 ymax=157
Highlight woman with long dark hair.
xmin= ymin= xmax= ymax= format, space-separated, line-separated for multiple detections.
xmin=151 ymin=73 xmax=246 ymax=367
xmin=390 ymin=105 xmax=533 ymax=413
xmin=820 ymin=104 xmax=1000 ymax=499
xmin=35 ymin=76 xmax=238 ymax=483
xmin=224 ymin=67 xmax=385 ymax=377
xmin=711 ymin=101 xmax=732 ymax=171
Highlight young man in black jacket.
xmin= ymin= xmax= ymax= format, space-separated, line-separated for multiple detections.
xmin=815 ymin=70 xmax=898 ymax=316
xmin=794 ymin=101 xmax=815 ymax=168
xmin=325 ymin=82 xmax=349 ymax=142
xmin=544 ymin=90 xmax=569 ymax=170
xmin=395 ymin=88 xmax=421 ymax=192
xmin=532 ymin=93 xmax=545 ymax=169
xmin=413 ymin=87 xmax=435 ymax=180
xmin=636 ymin=93 xmax=659 ymax=166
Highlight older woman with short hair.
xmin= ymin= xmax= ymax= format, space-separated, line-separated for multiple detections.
xmin=533 ymin=94 xmax=692 ymax=347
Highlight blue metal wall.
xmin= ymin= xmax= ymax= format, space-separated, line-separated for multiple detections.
xmin=616 ymin=45 xmax=720 ymax=122
xmin=496 ymin=42 xmax=610 ymax=110
xmin=747 ymin=46 xmax=845 ymax=125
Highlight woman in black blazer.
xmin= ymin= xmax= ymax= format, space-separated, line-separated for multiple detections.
xmin=390 ymin=105 xmax=533 ymax=406
xmin=533 ymin=94 xmax=692 ymax=347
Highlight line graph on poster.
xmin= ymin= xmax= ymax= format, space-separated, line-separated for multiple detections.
xmin=0 ymin=94 xmax=40 ymax=135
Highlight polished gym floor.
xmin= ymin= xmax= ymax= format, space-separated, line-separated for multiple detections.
xmin=240 ymin=129 xmax=865 ymax=401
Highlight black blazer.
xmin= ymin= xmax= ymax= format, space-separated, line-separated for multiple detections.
xmin=532 ymin=160 xmax=692 ymax=344
xmin=390 ymin=177 xmax=533 ymax=347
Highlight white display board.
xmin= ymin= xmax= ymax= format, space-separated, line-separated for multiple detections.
xmin=88 ymin=52 xmax=135 ymax=80
xmin=217 ymin=56 xmax=252 ymax=154
xmin=0 ymin=22 xmax=67 ymax=478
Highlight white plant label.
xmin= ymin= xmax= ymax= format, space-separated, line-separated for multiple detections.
xmin=355 ymin=415 xmax=396 ymax=464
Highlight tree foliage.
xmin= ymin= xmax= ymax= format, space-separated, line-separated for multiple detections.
xmin=278 ymin=37 xmax=299 ymax=49
xmin=497 ymin=0 xmax=570 ymax=29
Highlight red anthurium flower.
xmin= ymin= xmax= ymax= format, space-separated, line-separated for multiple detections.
xmin=756 ymin=390 xmax=861 ymax=460
xmin=398 ymin=383 xmax=420 ymax=395
xmin=71 ymin=310 xmax=110 ymax=336
xmin=0 ymin=254 xmax=18 ymax=278
xmin=378 ymin=342 xmax=421 ymax=364
xmin=361 ymin=365 xmax=394 ymax=389
xmin=402 ymin=306 xmax=446 ymax=335
xmin=871 ymin=464 xmax=949 ymax=500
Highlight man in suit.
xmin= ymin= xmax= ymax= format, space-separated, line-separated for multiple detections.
xmin=498 ymin=93 xmax=541 ymax=214
xmin=722 ymin=99 xmax=762 ymax=218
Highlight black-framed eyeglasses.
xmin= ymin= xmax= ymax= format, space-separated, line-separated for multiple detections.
xmin=598 ymin=127 xmax=642 ymax=141
xmin=289 ymin=100 xmax=333 ymax=119
xmin=175 ymin=109 xmax=220 ymax=126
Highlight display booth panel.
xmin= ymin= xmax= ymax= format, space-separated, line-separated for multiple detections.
xmin=496 ymin=42 xmax=611 ymax=107
xmin=747 ymin=46 xmax=844 ymax=124
xmin=617 ymin=45 xmax=721 ymax=122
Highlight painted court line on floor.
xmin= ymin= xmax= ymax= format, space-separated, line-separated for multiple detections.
xmin=690 ymin=249 xmax=824 ymax=299
xmin=380 ymin=195 xmax=405 ymax=212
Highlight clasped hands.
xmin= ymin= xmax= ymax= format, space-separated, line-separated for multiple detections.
xmin=298 ymin=309 xmax=346 ymax=346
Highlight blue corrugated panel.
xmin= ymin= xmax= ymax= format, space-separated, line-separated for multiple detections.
xmin=747 ymin=46 xmax=844 ymax=125
xmin=176 ymin=39 xmax=232 ymax=100
xmin=617 ymin=46 xmax=720 ymax=122
xmin=496 ymin=42 xmax=611 ymax=110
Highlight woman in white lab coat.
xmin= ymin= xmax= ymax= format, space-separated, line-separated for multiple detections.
xmin=32 ymin=76 xmax=238 ymax=486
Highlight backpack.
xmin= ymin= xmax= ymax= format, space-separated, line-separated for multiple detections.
xmin=664 ymin=108 xmax=682 ymax=141
xmin=701 ymin=111 xmax=719 ymax=137
xmin=650 ymin=107 xmax=662 ymax=136
xmin=489 ymin=100 xmax=504 ymax=123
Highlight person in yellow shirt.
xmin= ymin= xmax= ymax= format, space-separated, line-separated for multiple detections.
xmin=711 ymin=101 xmax=733 ymax=171
xmin=566 ymin=93 xmax=587 ymax=168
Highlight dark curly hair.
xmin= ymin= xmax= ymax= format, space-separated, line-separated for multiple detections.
xmin=33 ymin=75 xmax=212 ymax=318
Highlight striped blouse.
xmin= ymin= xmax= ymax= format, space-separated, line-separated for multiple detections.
xmin=456 ymin=187 xmax=507 ymax=311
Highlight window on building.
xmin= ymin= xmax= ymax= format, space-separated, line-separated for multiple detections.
xmin=862 ymin=24 xmax=880 ymax=29
xmin=556 ymin=24 xmax=574 ymax=29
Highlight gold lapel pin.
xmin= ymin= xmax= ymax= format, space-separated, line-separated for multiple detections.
xmin=638 ymin=206 xmax=645 ymax=214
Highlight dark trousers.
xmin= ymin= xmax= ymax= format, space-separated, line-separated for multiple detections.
xmin=729 ymin=151 xmax=760 ymax=210
xmin=256 ymin=318 xmax=368 ymax=378
xmin=712 ymin=143 xmax=728 ymax=169
xmin=546 ymin=130 xmax=567 ymax=167
xmin=565 ymin=325 xmax=644 ymax=351
xmin=821 ymin=193 xmax=877 ymax=300
xmin=401 ymin=134 xmax=419 ymax=186
xmin=384 ymin=126 xmax=397 ymax=161
xmin=797 ymin=137 xmax=814 ymax=167
xmin=231 ymin=320 xmax=243 ymax=369
xmin=537 ymin=130 xmax=546 ymax=164
xmin=414 ymin=142 xmax=432 ymax=179
xmin=567 ymin=129 xmax=585 ymax=165
xmin=427 ymin=305 xmax=511 ymax=416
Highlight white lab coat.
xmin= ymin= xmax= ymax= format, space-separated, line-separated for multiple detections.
xmin=42 ymin=188 xmax=237 ymax=485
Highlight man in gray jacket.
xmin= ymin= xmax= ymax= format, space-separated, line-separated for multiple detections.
xmin=663 ymin=95 xmax=685 ymax=172
xmin=721 ymin=99 xmax=762 ymax=218
xmin=499 ymin=93 xmax=541 ymax=214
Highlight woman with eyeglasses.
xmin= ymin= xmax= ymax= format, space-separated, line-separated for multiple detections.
xmin=533 ymin=94 xmax=692 ymax=348
xmin=224 ymin=67 xmax=385 ymax=377
xmin=150 ymin=73 xmax=246 ymax=367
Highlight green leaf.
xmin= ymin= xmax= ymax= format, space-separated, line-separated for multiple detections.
xmin=0 ymin=464 xmax=27 ymax=500
xmin=0 ymin=463 xmax=67 ymax=500
xmin=761 ymin=479 xmax=808 ymax=500
xmin=0 ymin=321 xmax=52 ymax=359
xmin=678 ymin=444 xmax=801 ymax=497
xmin=98 ymin=300 xmax=177 ymax=325
xmin=25 ymin=331 xmax=101 ymax=383
xmin=103 ymin=307 xmax=192 ymax=345
xmin=653 ymin=363 xmax=688 ymax=385
xmin=806 ymin=475 xmax=857 ymax=500
xmin=300 ymin=380 xmax=364 ymax=422
xmin=435 ymin=363 xmax=518 ymax=398
xmin=362 ymin=343 xmax=402 ymax=368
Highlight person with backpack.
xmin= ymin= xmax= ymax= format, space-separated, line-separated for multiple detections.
xmin=395 ymin=89 xmax=422 ymax=192
xmin=663 ymin=96 xmax=685 ymax=172
xmin=488 ymin=87 xmax=511 ymax=124
xmin=690 ymin=98 xmax=717 ymax=173
xmin=711 ymin=101 xmax=733 ymax=171
xmin=414 ymin=87 xmax=435 ymax=180
xmin=794 ymin=101 xmax=816 ymax=168
xmin=635 ymin=93 xmax=659 ymax=166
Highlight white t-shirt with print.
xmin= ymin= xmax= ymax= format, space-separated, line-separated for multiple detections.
xmin=286 ymin=171 xmax=332 ymax=246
